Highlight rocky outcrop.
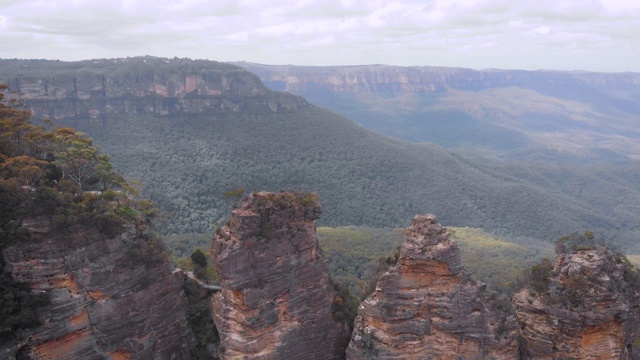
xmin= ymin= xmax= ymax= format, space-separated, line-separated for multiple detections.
xmin=513 ymin=247 xmax=640 ymax=359
xmin=0 ymin=218 xmax=194 ymax=359
xmin=0 ymin=57 xmax=308 ymax=120
xmin=346 ymin=214 xmax=517 ymax=359
xmin=237 ymin=63 xmax=483 ymax=93
xmin=211 ymin=191 xmax=347 ymax=359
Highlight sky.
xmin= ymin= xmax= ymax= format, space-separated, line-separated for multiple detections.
xmin=0 ymin=0 xmax=639 ymax=72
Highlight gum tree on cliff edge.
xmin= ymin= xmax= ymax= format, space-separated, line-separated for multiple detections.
xmin=0 ymin=84 xmax=155 ymax=239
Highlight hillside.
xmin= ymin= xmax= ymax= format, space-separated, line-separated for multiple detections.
xmin=236 ymin=63 xmax=640 ymax=163
xmin=1 ymin=57 xmax=638 ymax=251
xmin=236 ymin=62 xmax=640 ymax=251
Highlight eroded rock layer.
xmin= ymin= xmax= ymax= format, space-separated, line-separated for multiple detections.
xmin=0 ymin=57 xmax=308 ymax=121
xmin=0 ymin=219 xmax=193 ymax=359
xmin=513 ymin=247 xmax=640 ymax=359
xmin=211 ymin=191 xmax=347 ymax=359
xmin=346 ymin=214 xmax=517 ymax=360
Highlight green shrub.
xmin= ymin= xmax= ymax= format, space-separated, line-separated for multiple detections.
xmin=299 ymin=191 xmax=320 ymax=205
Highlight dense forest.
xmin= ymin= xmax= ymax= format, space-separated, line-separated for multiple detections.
xmin=3 ymin=77 xmax=638 ymax=355
xmin=0 ymin=86 xmax=156 ymax=240
xmin=63 ymin=108 xmax=633 ymax=247
xmin=240 ymin=63 xmax=640 ymax=163
xmin=2 ymin=57 xmax=639 ymax=253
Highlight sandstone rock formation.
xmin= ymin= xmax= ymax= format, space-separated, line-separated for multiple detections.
xmin=346 ymin=214 xmax=518 ymax=359
xmin=0 ymin=57 xmax=308 ymax=121
xmin=0 ymin=218 xmax=193 ymax=359
xmin=238 ymin=62 xmax=640 ymax=95
xmin=513 ymin=247 xmax=640 ymax=359
xmin=211 ymin=191 xmax=347 ymax=359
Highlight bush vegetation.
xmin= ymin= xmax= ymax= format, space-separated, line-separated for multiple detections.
xmin=3 ymin=58 xmax=640 ymax=254
xmin=5 ymin=57 xmax=639 ymax=254
xmin=51 ymin=97 xmax=636 ymax=250
xmin=0 ymin=86 xmax=157 ymax=244
xmin=0 ymin=84 xmax=160 ymax=345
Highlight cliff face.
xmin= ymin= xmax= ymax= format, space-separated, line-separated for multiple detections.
xmin=0 ymin=57 xmax=308 ymax=120
xmin=0 ymin=218 xmax=193 ymax=359
xmin=238 ymin=62 xmax=640 ymax=97
xmin=346 ymin=214 xmax=518 ymax=359
xmin=513 ymin=248 xmax=640 ymax=359
xmin=238 ymin=64 xmax=491 ymax=93
xmin=211 ymin=191 xmax=347 ymax=360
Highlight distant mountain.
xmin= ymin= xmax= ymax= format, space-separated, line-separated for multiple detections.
xmin=235 ymin=63 xmax=640 ymax=163
xmin=1 ymin=57 xmax=639 ymax=251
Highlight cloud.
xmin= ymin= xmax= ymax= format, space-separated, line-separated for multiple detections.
xmin=528 ymin=26 xmax=551 ymax=35
xmin=0 ymin=0 xmax=638 ymax=71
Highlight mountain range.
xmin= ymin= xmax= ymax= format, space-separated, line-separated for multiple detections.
xmin=236 ymin=62 xmax=640 ymax=163
xmin=1 ymin=57 xmax=639 ymax=251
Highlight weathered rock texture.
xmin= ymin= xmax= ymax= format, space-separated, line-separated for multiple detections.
xmin=513 ymin=247 xmax=640 ymax=359
xmin=346 ymin=214 xmax=518 ymax=359
xmin=0 ymin=218 xmax=193 ymax=359
xmin=211 ymin=191 xmax=347 ymax=359
xmin=0 ymin=57 xmax=308 ymax=121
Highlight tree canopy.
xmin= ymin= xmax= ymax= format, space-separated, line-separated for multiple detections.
xmin=0 ymin=85 xmax=155 ymax=243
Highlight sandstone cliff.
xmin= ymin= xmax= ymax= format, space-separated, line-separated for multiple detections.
xmin=0 ymin=57 xmax=308 ymax=121
xmin=513 ymin=247 xmax=640 ymax=359
xmin=0 ymin=218 xmax=194 ymax=359
xmin=346 ymin=214 xmax=518 ymax=359
xmin=211 ymin=191 xmax=348 ymax=359
xmin=238 ymin=62 xmax=640 ymax=98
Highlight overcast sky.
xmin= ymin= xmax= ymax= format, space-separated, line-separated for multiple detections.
xmin=0 ymin=0 xmax=638 ymax=72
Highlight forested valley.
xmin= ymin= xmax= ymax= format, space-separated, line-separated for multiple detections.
xmin=2 ymin=56 xmax=639 ymax=271
xmin=3 ymin=58 xmax=640 ymax=359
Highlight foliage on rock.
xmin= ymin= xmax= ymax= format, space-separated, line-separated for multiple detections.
xmin=0 ymin=84 xmax=162 ymax=352
xmin=0 ymin=85 xmax=157 ymax=244
xmin=513 ymin=233 xmax=640 ymax=359
xmin=346 ymin=214 xmax=519 ymax=359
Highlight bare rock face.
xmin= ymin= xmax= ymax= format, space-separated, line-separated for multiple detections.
xmin=238 ymin=63 xmax=640 ymax=95
xmin=211 ymin=191 xmax=347 ymax=360
xmin=0 ymin=220 xmax=193 ymax=359
xmin=513 ymin=247 xmax=640 ymax=359
xmin=346 ymin=214 xmax=518 ymax=360
xmin=0 ymin=57 xmax=308 ymax=121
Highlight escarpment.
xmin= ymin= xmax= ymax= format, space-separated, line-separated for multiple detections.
xmin=211 ymin=191 xmax=348 ymax=359
xmin=346 ymin=214 xmax=518 ymax=359
xmin=0 ymin=57 xmax=308 ymax=121
xmin=238 ymin=62 xmax=640 ymax=97
xmin=513 ymin=246 xmax=640 ymax=359
xmin=0 ymin=220 xmax=194 ymax=359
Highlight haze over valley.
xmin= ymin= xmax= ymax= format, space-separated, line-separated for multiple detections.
xmin=2 ymin=0 xmax=640 ymax=358
xmin=2 ymin=57 xmax=640 ymax=253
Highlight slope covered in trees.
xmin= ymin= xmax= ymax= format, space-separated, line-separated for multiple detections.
xmin=237 ymin=62 xmax=640 ymax=251
xmin=0 ymin=85 xmax=155 ymax=240
xmin=80 ymin=107 xmax=622 ymax=243
xmin=238 ymin=63 xmax=640 ymax=163
xmin=1 ymin=57 xmax=639 ymax=252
